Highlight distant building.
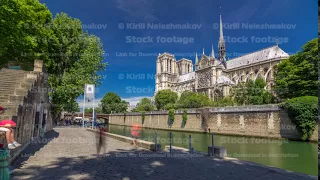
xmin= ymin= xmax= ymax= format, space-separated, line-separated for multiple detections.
xmin=155 ymin=13 xmax=289 ymax=100
xmin=126 ymin=102 xmax=135 ymax=112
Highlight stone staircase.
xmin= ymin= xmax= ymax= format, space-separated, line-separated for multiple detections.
xmin=0 ymin=60 xmax=53 ymax=165
xmin=0 ymin=68 xmax=38 ymax=121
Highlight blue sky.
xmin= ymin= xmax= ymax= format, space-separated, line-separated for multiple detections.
xmin=40 ymin=0 xmax=317 ymax=108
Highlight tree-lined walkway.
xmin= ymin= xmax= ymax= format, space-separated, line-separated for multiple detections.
xmin=11 ymin=128 xmax=316 ymax=180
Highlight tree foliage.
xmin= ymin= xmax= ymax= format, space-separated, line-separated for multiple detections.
xmin=281 ymin=96 xmax=318 ymax=141
xmin=164 ymin=103 xmax=176 ymax=110
xmin=63 ymin=100 xmax=80 ymax=113
xmin=176 ymin=91 xmax=212 ymax=108
xmin=132 ymin=98 xmax=155 ymax=112
xmin=211 ymin=97 xmax=235 ymax=107
xmin=0 ymin=1 xmax=107 ymax=120
xmin=155 ymin=90 xmax=178 ymax=110
xmin=232 ymin=78 xmax=274 ymax=105
xmin=101 ymin=92 xmax=127 ymax=114
xmin=168 ymin=109 xmax=175 ymax=127
xmin=47 ymin=13 xmax=106 ymax=116
xmin=181 ymin=109 xmax=188 ymax=128
xmin=141 ymin=111 xmax=145 ymax=124
xmin=84 ymin=107 xmax=102 ymax=114
xmin=0 ymin=0 xmax=52 ymax=67
xmin=62 ymin=100 xmax=79 ymax=120
xmin=274 ymin=38 xmax=318 ymax=100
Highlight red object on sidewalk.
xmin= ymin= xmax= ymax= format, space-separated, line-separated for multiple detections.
xmin=0 ymin=120 xmax=16 ymax=127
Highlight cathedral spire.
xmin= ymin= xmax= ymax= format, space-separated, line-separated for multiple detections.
xmin=202 ymin=48 xmax=204 ymax=55
xmin=211 ymin=45 xmax=215 ymax=59
xmin=195 ymin=52 xmax=199 ymax=64
xmin=219 ymin=7 xmax=224 ymax=42
xmin=218 ymin=7 xmax=226 ymax=68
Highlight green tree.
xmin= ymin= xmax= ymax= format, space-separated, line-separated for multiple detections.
xmin=281 ymin=96 xmax=318 ymax=141
xmin=155 ymin=90 xmax=178 ymax=110
xmin=47 ymin=13 xmax=106 ymax=120
xmin=168 ymin=109 xmax=175 ymax=127
xmin=84 ymin=107 xmax=102 ymax=114
xmin=0 ymin=0 xmax=52 ymax=67
xmin=133 ymin=98 xmax=155 ymax=112
xmin=101 ymin=92 xmax=127 ymax=114
xmin=45 ymin=13 xmax=85 ymax=76
xmin=232 ymin=78 xmax=274 ymax=105
xmin=212 ymin=97 xmax=235 ymax=107
xmin=274 ymin=38 xmax=318 ymax=100
xmin=63 ymin=100 xmax=79 ymax=120
xmin=176 ymin=91 xmax=212 ymax=108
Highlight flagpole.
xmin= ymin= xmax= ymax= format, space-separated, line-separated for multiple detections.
xmin=83 ymin=84 xmax=86 ymax=128
xmin=92 ymin=86 xmax=95 ymax=129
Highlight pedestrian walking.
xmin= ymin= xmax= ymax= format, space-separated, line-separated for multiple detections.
xmin=131 ymin=124 xmax=141 ymax=146
xmin=96 ymin=126 xmax=106 ymax=156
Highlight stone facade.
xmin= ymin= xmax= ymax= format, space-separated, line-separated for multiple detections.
xmin=155 ymin=14 xmax=289 ymax=100
xmin=108 ymin=105 xmax=318 ymax=141
xmin=0 ymin=60 xmax=52 ymax=163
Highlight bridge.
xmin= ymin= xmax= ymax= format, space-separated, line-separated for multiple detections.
xmin=63 ymin=113 xmax=109 ymax=120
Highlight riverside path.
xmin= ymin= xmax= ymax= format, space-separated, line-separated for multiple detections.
xmin=10 ymin=127 xmax=316 ymax=180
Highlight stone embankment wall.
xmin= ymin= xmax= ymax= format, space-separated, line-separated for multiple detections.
xmin=109 ymin=105 xmax=318 ymax=141
xmin=0 ymin=60 xmax=53 ymax=164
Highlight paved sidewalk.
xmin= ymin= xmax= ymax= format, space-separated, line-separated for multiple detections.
xmin=11 ymin=128 xmax=316 ymax=180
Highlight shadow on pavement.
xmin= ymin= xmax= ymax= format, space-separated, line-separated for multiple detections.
xmin=10 ymin=145 xmax=316 ymax=180
xmin=11 ymin=130 xmax=59 ymax=170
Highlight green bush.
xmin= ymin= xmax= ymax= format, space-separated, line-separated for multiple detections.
xmin=168 ymin=109 xmax=175 ymax=127
xmin=182 ymin=109 xmax=188 ymax=128
xmin=155 ymin=90 xmax=178 ymax=110
xmin=176 ymin=91 xmax=212 ymax=108
xmin=164 ymin=103 xmax=176 ymax=110
xmin=141 ymin=111 xmax=145 ymax=124
xmin=281 ymin=96 xmax=318 ymax=141
xmin=212 ymin=97 xmax=235 ymax=107
xmin=232 ymin=77 xmax=275 ymax=105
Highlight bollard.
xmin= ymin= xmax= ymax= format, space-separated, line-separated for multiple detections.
xmin=189 ymin=135 xmax=192 ymax=153
xmin=169 ymin=132 xmax=172 ymax=154
xmin=211 ymin=132 xmax=214 ymax=156
xmin=154 ymin=131 xmax=158 ymax=152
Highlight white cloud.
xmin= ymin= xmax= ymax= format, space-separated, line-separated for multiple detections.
xmin=122 ymin=96 xmax=153 ymax=106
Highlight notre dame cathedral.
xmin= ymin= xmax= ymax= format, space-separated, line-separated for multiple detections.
xmin=155 ymin=13 xmax=289 ymax=101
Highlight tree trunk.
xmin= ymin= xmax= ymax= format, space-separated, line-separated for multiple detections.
xmin=71 ymin=111 xmax=74 ymax=121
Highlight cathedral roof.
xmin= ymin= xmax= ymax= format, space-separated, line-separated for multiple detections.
xmin=226 ymin=45 xmax=289 ymax=70
xmin=177 ymin=58 xmax=192 ymax=63
xmin=216 ymin=75 xmax=234 ymax=85
xmin=177 ymin=72 xmax=195 ymax=83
